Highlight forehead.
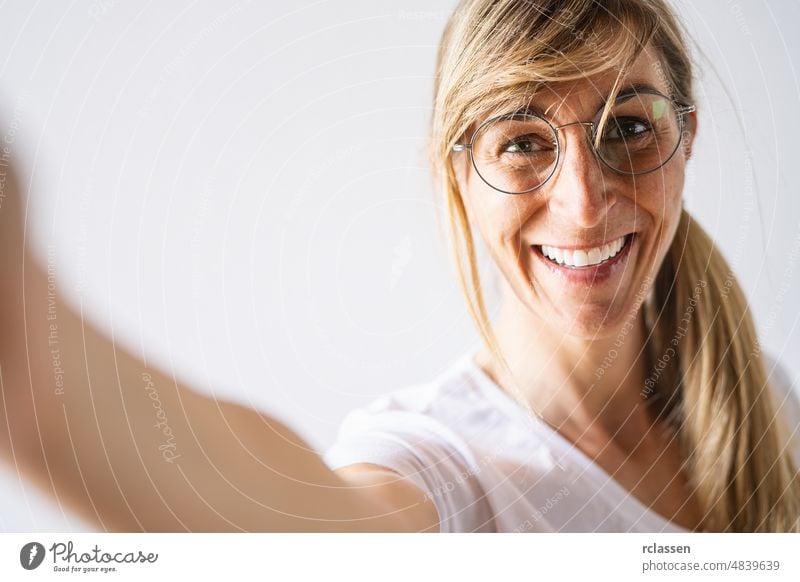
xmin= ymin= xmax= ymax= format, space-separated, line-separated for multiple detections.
xmin=533 ymin=46 xmax=669 ymax=120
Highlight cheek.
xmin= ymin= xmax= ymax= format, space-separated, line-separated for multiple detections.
xmin=454 ymin=159 xmax=546 ymax=266
xmin=661 ymin=168 xmax=686 ymax=230
xmin=476 ymin=199 xmax=536 ymax=265
xmin=636 ymin=168 xmax=685 ymax=261
xmin=636 ymin=164 xmax=684 ymax=222
xmin=460 ymin=173 xmax=527 ymax=249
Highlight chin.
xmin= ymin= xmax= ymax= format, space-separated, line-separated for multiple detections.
xmin=545 ymin=301 xmax=639 ymax=341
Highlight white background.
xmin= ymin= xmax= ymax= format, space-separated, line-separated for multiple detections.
xmin=0 ymin=0 xmax=798 ymax=532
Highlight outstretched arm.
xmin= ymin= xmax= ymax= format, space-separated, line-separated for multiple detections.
xmin=0 ymin=165 xmax=437 ymax=532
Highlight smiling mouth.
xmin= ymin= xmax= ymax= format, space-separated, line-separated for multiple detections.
xmin=536 ymin=233 xmax=636 ymax=268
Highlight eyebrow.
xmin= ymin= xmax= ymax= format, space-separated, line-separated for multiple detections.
xmin=509 ymin=81 xmax=663 ymax=118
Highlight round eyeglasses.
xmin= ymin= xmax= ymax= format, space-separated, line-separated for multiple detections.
xmin=451 ymin=89 xmax=696 ymax=195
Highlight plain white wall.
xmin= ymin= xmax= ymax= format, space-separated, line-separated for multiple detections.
xmin=0 ymin=0 xmax=797 ymax=532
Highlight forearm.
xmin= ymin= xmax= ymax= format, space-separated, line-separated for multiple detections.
xmin=0 ymin=253 xmax=395 ymax=532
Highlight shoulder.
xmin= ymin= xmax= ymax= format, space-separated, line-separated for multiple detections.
xmin=322 ymin=354 xmax=497 ymax=532
xmin=330 ymin=354 xmax=486 ymax=450
xmin=326 ymin=357 xmax=486 ymax=464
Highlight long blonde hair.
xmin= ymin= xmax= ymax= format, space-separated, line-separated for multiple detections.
xmin=428 ymin=0 xmax=800 ymax=532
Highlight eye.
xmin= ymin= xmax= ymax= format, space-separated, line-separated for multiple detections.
xmin=605 ymin=117 xmax=652 ymax=140
xmin=501 ymin=134 xmax=554 ymax=154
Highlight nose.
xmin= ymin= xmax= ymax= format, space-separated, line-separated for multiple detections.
xmin=547 ymin=124 xmax=616 ymax=228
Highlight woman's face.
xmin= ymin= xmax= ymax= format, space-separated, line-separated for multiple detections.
xmin=453 ymin=45 xmax=697 ymax=339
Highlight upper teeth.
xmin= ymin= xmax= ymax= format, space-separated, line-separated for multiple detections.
xmin=541 ymin=235 xmax=627 ymax=267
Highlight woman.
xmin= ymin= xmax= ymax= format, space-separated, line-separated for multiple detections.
xmin=1 ymin=0 xmax=798 ymax=533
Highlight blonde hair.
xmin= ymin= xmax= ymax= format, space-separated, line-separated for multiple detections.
xmin=428 ymin=0 xmax=800 ymax=532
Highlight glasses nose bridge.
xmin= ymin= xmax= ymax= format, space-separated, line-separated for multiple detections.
xmin=553 ymin=120 xmax=596 ymax=143
xmin=553 ymin=120 xmax=600 ymax=164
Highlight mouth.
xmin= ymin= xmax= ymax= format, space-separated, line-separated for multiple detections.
xmin=531 ymin=233 xmax=637 ymax=285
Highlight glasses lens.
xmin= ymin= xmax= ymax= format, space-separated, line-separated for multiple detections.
xmin=594 ymin=93 xmax=683 ymax=175
xmin=471 ymin=113 xmax=558 ymax=194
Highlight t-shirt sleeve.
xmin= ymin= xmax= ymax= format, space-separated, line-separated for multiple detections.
xmin=322 ymin=406 xmax=495 ymax=532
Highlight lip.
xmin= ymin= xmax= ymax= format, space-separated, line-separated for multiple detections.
xmin=536 ymin=234 xmax=629 ymax=251
xmin=531 ymin=232 xmax=637 ymax=286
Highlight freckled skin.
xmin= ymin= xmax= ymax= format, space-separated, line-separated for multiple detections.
xmin=455 ymin=44 xmax=697 ymax=341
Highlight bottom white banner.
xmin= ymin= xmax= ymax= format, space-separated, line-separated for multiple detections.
xmin=1 ymin=533 xmax=798 ymax=581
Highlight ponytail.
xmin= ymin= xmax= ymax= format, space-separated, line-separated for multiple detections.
xmin=644 ymin=208 xmax=800 ymax=531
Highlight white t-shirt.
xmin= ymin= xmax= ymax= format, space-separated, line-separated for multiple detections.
xmin=322 ymin=351 xmax=800 ymax=533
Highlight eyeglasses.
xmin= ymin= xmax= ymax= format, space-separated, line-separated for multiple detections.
xmin=451 ymin=89 xmax=696 ymax=195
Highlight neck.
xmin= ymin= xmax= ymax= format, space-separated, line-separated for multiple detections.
xmin=475 ymin=286 xmax=653 ymax=440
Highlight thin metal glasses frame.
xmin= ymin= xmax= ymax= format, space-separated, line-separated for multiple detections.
xmin=451 ymin=89 xmax=696 ymax=195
